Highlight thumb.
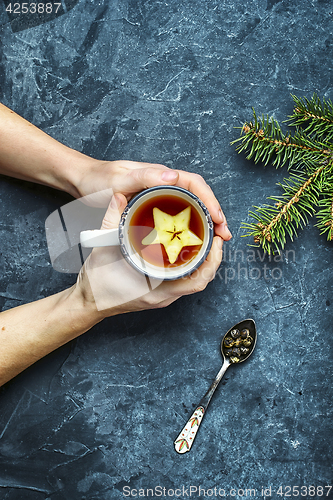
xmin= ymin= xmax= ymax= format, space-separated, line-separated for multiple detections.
xmin=100 ymin=193 xmax=128 ymax=230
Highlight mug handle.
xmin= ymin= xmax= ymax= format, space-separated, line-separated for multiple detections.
xmin=80 ymin=229 xmax=120 ymax=248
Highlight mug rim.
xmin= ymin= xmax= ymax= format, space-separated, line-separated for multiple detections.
xmin=119 ymin=185 xmax=214 ymax=281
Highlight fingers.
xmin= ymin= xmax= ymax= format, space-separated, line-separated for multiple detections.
xmin=185 ymin=236 xmax=223 ymax=293
xmin=110 ymin=161 xmax=179 ymax=196
xmin=100 ymin=193 xmax=128 ymax=230
xmin=108 ymin=160 xmax=232 ymax=240
xmin=127 ymin=167 xmax=232 ymax=241
xmin=214 ymin=221 xmax=233 ymax=241
xmin=174 ymin=171 xmax=232 ymax=240
xmin=116 ymin=160 xmax=170 ymax=172
xmin=161 ymin=236 xmax=223 ymax=298
xmin=125 ymin=166 xmax=179 ymax=192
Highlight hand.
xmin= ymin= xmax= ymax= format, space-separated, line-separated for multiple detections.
xmin=0 ymin=105 xmax=231 ymax=241
xmin=75 ymin=193 xmax=224 ymax=319
xmin=75 ymin=160 xmax=232 ymax=241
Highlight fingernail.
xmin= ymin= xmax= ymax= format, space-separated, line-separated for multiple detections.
xmin=218 ymin=208 xmax=224 ymax=223
xmin=161 ymin=170 xmax=178 ymax=182
xmin=217 ymin=237 xmax=223 ymax=250
xmin=223 ymin=222 xmax=232 ymax=239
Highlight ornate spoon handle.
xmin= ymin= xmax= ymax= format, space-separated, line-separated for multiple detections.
xmin=174 ymin=358 xmax=230 ymax=454
xmin=174 ymin=406 xmax=205 ymax=453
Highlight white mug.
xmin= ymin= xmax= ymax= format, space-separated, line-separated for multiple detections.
xmin=80 ymin=186 xmax=214 ymax=281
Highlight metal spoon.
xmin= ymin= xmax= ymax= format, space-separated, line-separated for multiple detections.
xmin=174 ymin=318 xmax=257 ymax=454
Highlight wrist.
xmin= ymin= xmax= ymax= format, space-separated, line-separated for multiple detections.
xmin=66 ymin=157 xmax=110 ymax=199
xmin=46 ymin=148 xmax=101 ymax=199
xmin=57 ymin=284 xmax=105 ymax=337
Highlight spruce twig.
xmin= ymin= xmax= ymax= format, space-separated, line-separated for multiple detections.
xmin=315 ymin=176 xmax=333 ymax=241
xmin=233 ymin=94 xmax=333 ymax=254
xmin=288 ymin=93 xmax=333 ymax=143
xmin=233 ymin=111 xmax=331 ymax=171
xmin=243 ymin=167 xmax=324 ymax=253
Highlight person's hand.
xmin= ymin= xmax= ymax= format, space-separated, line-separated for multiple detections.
xmin=75 ymin=160 xmax=232 ymax=241
xmin=0 ymin=105 xmax=231 ymax=241
xmin=75 ymin=192 xmax=224 ymax=319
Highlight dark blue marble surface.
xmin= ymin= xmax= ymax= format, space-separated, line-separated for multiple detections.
xmin=0 ymin=0 xmax=332 ymax=498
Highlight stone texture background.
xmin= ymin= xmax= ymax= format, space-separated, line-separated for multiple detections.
xmin=0 ymin=0 xmax=332 ymax=498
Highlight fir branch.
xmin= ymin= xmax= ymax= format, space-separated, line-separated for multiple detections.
xmin=315 ymin=176 xmax=333 ymax=241
xmin=232 ymin=110 xmax=332 ymax=171
xmin=242 ymin=166 xmax=324 ymax=254
xmin=288 ymin=93 xmax=333 ymax=143
xmin=234 ymin=95 xmax=333 ymax=253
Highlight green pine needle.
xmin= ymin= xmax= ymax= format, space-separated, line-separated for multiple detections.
xmin=315 ymin=176 xmax=333 ymax=241
xmin=233 ymin=94 xmax=333 ymax=254
xmin=288 ymin=93 xmax=333 ymax=143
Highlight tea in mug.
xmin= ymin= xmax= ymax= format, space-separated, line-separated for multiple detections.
xmin=129 ymin=195 xmax=204 ymax=267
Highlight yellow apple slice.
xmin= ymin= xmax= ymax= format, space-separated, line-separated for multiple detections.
xmin=141 ymin=206 xmax=203 ymax=264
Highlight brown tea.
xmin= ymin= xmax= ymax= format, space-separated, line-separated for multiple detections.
xmin=129 ymin=195 xmax=204 ymax=267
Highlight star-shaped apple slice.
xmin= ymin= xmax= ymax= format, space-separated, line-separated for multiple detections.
xmin=141 ymin=206 xmax=203 ymax=264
